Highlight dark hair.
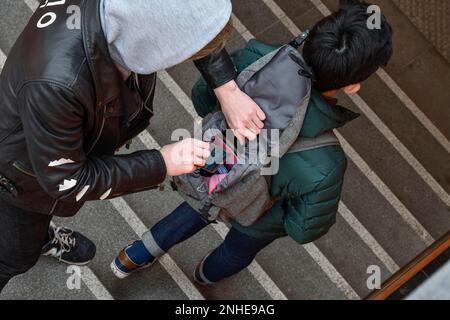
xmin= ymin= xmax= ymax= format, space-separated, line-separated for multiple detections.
xmin=303 ymin=0 xmax=393 ymax=92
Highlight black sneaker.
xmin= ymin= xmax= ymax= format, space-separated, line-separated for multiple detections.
xmin=41 ymin=222 xmax=96 ymax=265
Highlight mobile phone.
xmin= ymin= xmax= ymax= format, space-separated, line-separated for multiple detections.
xmin=198 ymin=144 xmax=228 ymax=177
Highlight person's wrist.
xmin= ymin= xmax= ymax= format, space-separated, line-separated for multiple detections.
xmin=160 ymin=146 xmax=169 ymax=167
xmin=214 ymin=80 xmax=238 ymax=102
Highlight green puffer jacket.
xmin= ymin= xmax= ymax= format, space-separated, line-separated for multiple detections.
xmin=191 ymin=39 xmax=359 ymax=244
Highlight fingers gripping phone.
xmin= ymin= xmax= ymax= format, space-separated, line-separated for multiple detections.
xmin=198 ymin=142 xmax=228 ymax=177
xmin=197 ymin=133 xmax=237 ymax=177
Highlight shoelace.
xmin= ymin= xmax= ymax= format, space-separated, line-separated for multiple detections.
xmin=52 ymin=227 xmax=76 ymax=259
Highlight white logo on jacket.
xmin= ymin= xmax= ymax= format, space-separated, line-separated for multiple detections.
xmin=58 ymin=179 xmax=77 ymax=192
xmin=49 ymin=158 xmax=75 ymax=167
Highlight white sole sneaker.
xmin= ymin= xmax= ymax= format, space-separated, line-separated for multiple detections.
xmin=110 ymin=259 xmax=156 ymax=280
xmin=110 ymin=260 xmax=130 ymax=279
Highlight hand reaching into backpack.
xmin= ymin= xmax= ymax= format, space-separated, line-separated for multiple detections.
xmin=160 ymin=139 xmax=211 ymax=177
xmin=214 ymin=80 xmax=266 ymax=144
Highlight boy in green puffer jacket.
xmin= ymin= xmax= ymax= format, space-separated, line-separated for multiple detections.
xmin=192 ymin=39 xmax=360 ymax=244
xmin=112 ymin=0 xmax=393 ymax=284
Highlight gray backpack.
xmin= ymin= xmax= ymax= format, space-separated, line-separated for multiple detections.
xmin=173 ymin=33 xmax=340 ymax=226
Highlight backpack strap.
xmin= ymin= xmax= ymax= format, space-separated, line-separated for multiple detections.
xmin=287 ymin=131 xmax=340 ymax=154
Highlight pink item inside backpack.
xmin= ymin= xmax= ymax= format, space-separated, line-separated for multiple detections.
xmin=204 ymin=136 xmax=238 ymax=194
xmin=204 ymin=174 xmax=228 ymax=194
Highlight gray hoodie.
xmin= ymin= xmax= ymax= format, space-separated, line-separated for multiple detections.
xmin=100 ymin=0 xmax=232 ymax=76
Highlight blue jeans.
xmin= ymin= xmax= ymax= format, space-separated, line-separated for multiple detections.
xmin=141 ymin=202 xmax=276 ymax=282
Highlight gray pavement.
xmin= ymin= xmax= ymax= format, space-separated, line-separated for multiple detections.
xmin=0 ymin=0 xmax=449 ymax=300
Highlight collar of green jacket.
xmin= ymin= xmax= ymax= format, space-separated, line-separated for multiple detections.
xmin=301 ymin=90 xmax=360 ymax=138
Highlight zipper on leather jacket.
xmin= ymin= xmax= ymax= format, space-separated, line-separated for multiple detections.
xmin=143 ymin=74 xmax=157 ymax=114
xmin=128 ymin=74 xmax=144 ymax=124
xmin=86 ymin=104 xmax=107 ymax=155
xmin=49 ymin=199 xmax=59 ymax=215
xmin=13 ymin=162 xmax=36 ymax=178
xmin=0 ymin=122 xmax=22 ymax=145
xmin=13 ymin=162 xmax=59 ymax=214
xmin=129 ymin=73 xmax=156 ymax=123
xmin=110 ymin=182 xmax=162 ymax=198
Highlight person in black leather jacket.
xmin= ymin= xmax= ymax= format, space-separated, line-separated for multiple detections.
xmin=0 ymin=0 xmax=266 ymax=292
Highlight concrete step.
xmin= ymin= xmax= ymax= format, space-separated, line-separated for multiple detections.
xmin=0 ymin=0 xmax=448 ymax=301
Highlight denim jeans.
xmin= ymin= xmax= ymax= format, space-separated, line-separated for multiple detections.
xmin=141 ymin=202 xmax=276 ymax=283
xmin=0 ymin=197 xmax=52 ymax=293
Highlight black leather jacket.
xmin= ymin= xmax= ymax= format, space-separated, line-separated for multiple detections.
xmin=0 ymin=0 xmax=237 ymax=217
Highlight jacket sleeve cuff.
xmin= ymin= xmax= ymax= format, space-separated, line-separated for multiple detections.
xmin=194 ymin=48 xmax=238 ymax=89
xmin=145 ymin=149 xmax=167 ymax=186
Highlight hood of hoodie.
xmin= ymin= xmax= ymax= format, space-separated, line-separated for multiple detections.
xmin=300 ymin=90 xmax=360 ymax=138
xmin=100 ymin=0 xmax=232 ymax=75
